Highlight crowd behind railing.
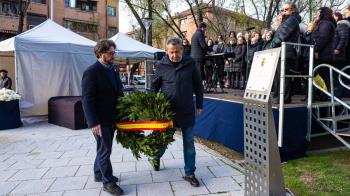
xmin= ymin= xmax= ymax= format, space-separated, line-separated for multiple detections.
xmin=184 ymin=3 xmax=350 ymax=104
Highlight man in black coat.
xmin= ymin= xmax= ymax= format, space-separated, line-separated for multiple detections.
xmin=191 ymin=22 xmax=210 ymax=81
xmin=271 ymin=3 xmax=301 ymax=103
xmin=0 ymin=69 xmax=12 ymax=89
xmin=82 ymin=40 xmax=124 ymax=196
xmin=152 ymin=37 xmax=204 ymax=187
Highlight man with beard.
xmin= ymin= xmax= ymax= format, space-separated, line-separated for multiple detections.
xmin=271 ymin=3 xmax=301 ymax=104
xmin=82 ymin=40 xmax=124 ymax=195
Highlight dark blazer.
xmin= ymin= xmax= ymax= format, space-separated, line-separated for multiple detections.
xmin=151 ymin=55 xmax=203 ymax=128
xmin=82 ymin=61 xmax=124 ymax=128
xmin=0 ymin=77 xmax=12 ymax=89
xmin=191 ymin=29 xmax=209 ymax=60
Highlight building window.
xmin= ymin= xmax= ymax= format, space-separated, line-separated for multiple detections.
xmin=179 ymin=17 xmax=187 ymax=26
xmin=0 ymin=2 xmax=18 ymax=16
xmin=64 ymin=0 xmax=96 ymax=12
xmin=64 ymin=20 xmax=97 ymax=33
xmin=64 ymin=0 xmax=76 ymax=8
xmin=30 ymin=0 xmax=46 ymax=4
xmin=108 ymin=27 xmax=117 ymax=37
xmin=107 ymin=6 xmax=116 ymax=16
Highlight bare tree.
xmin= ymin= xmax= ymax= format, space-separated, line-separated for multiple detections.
xmin=17 ymin=0 xmax=30 ymax=34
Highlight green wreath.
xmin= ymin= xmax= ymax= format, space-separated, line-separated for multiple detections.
xmin=115 ymin=92 xmax=176 ymax=165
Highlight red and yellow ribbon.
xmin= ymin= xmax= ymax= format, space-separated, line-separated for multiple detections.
xmin=116 ymin=120 xmax=173 ymax=131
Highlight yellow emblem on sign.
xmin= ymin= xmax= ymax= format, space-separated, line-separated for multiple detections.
xmin=260 ymin=57 xmax=267 ymax=67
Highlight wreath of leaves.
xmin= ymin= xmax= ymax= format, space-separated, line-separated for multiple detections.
xmin=115 ymin=92 xmax=175 ymax=165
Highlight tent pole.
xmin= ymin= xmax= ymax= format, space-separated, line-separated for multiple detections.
xmin=14 ymin=51 xmax=18 ymax=93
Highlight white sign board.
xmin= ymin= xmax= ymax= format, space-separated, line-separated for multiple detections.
xmin=244 ymin=48 xmax=281 ymax=101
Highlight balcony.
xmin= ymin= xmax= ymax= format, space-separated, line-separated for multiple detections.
xmin=27 ymin=1 xmax=48 ymax=16
xmin=0 ymin=16 xmax=19 ymax=32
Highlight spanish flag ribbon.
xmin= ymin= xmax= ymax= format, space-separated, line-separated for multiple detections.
xmin=116 ymin=120 xmax=173 ymax=131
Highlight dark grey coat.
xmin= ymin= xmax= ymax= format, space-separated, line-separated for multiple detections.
xmin=271 ymin=13 xmax=301 ymax=57
xmin=190 ymin=30 xmax=209 ymax=60
xmin=334 ymin=20 xmax=350 ymax=63
xmin=151 ymin=55 xmax=203 ymax=128
xmin=312 ymin=19 xmax=336 ymax=63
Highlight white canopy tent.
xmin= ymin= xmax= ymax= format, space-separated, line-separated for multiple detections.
xmin=0 ymin=19 xmax=97 ymax=116
xmin=109 ymin=32 xmax=164 ymax=61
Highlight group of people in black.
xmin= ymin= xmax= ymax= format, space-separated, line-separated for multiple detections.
xmin=183 ymin=3 xmax=350 ymax=103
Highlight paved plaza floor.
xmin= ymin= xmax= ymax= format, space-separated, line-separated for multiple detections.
xmin=0 ymin=123 xmax=244 ymax=196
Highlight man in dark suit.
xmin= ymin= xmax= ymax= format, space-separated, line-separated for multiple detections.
xmin=82 ymin=40 xmax=124 ymax=196
xmin=191 ymin=22 xmax=210 ymax=81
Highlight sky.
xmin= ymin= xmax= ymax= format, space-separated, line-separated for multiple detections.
xmin=118 ymin=0 xmax=350 ymax=33
xmin=119 ymin=1 xmax=188 ymax=33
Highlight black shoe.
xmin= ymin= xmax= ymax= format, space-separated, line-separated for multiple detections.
xmin=103 ymin=182 xmax=123 ymax=196
xmin=94 ymin=175 xmax=119 ymax=183
xmin=149 ymin=158 xmax=160 ymax=171
xmin=183 ymin=175 xmax=200 ymax=187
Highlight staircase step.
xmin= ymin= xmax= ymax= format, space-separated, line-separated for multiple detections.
xmin=320 ymin=115 xmax=350 ymax=122
xmin=336 ymin=131 xmax=350 ymax=137
xmin=312 ymin=99 xmax=350 ymax=108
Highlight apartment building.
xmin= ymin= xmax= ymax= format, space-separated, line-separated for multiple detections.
xmin=0 ymin=0 xmax=119 ymax=41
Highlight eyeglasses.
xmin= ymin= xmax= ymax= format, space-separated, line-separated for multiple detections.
xmin=105 ymin=51 xmax=115 ymax=56
xmin=282 ymin=8 xmax=292 ymax=12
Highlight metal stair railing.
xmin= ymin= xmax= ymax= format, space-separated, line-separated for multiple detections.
xmin=312 ymin=64 xmax=350 ymax=148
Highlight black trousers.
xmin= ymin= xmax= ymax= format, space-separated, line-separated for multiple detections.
xmin=93 ymin=126 xmax=115 ymax=184
xmin=273 ymin=58 xmax=296 ymax=102
xmin=194 ymin=60 xmax=205 ymax=81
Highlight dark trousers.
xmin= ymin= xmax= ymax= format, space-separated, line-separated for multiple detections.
xmin=273 ymin=58 xmax=295 ymax=102
xmin=194 ymin=60 xmax=205 ymax=81
xmin=93 ymin=126 xmax=115 ymax=184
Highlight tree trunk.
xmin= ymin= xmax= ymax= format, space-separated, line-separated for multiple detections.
xmin=17 ymin=0 xmax=29 ymax=34
xmin=147 ymin=0 xmax=152 ymax=46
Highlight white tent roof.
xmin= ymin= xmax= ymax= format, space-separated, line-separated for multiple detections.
xmin=0 ymin=19 xmax=97 ymax=117
xmin=109 ymin=32 xmax=164 ymax=59
xmin=0 ymin=19 xmax=96 ymax=52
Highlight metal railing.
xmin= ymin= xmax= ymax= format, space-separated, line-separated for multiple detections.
xmin=279 ymin=42 xmax=314 ymax=146
xmin=313 ymin=64 xmax=350 ymax=111
xmin=312 ymin=64 xmax=350 ymax=148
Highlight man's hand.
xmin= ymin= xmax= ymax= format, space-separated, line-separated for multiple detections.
xmin=196 ymin=108 xmax=203 ymax=116
xmin=91 ymin=124 xmax=101 ymax=136
xmin=334 ymin=49 xmax=340 ymax=55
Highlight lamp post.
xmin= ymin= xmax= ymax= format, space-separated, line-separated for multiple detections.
xmin=141 ymin=17 xmax=153 ymax=89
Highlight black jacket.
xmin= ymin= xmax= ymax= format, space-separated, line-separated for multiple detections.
xmin=233 ymin=44 xmax=246 ymax=70
xmin=151 ymin=55 xmax=203 ymax=128
xmin=81 ymin=61 xmax=124 ymax=128
xmin=262 ymin=40 xmax=272 ymax=50
xmin=247 ymin=42 xmax=262 ymax=67
xmin=312 ymin=19 xmax=336 ymax=63
xmin=213 ymin=42 xmax=226 ymax=66
xmin=271 ymin=13 xmax=301 ymax=57
xmin=224 ymin=44 xmax=236 ymax=58
xmin=0 ymin=76 xmax=12 ymax=89
xmin=334 ymin=20 xmax=350 ymax=63
xmin=183 ymin=44 xmax=191 ymax=57
xmin=191 ymin=29 xmax=209 ymax=60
